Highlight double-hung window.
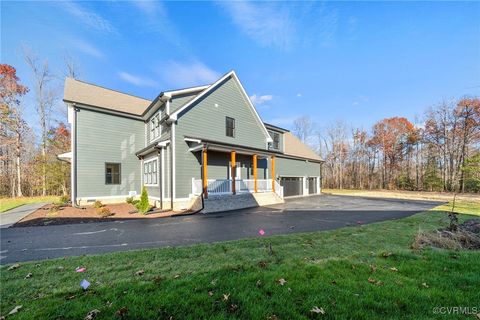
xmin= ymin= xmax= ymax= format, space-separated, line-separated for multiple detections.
xmin=105 ymin=163 xmax=121 ymax=185
xmin=268 ymin=131 xmax=280 ymax=150
xmin=226 ymin=117 xmax=235 ymax=137
xmin=144 ymin=159 xmax=158 ymax=186
xmin=150 ymin=113 xmax=161 ymax=141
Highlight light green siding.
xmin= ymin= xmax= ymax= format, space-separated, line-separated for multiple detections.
xmin=274 ymin=156 xmax=321 ymax=178
xmin=174 ymin=76 xmax=269 ymax=198
xmin=170 ymin=93 xmax=197 ymax=113
xmin=76 ymin=109 xmax=145 ymax=198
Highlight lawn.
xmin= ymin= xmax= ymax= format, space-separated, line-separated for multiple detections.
xmin=1 ymin=201 xmax=479 ymax=319
xmin=0 ymin=196 xmax=60 ymax=213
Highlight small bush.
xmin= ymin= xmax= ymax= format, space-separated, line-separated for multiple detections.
xmin=49 ymin=205 xmax=60 ymax=214
xmin=59 ymin=195 xmax=70 ymax=204
xmin=126 ymin=196 xmax=134 ymax=204
xmin=135 ymin=186 xmax=150 ymax=214
xmin=94 ymin=200 xmax=104 ymax=208
xmin=96 ymin=206 xmax=113 ymax=217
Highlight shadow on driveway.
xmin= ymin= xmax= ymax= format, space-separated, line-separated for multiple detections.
xmin=0 ymin=195 xmax=445 ymax=264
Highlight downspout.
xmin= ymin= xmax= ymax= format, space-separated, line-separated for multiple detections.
xmin=160 ymin=93 xmax=174 ymax=210
xmin=71 ymin=104 xmax=80 ymax=207
xmin=158 ymin=149 xmax=163 ymax=210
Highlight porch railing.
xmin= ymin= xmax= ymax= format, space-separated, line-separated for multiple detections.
xmin=191 ymin=178 xmax=284 ymax=199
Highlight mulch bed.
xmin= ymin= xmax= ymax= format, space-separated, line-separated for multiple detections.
xmin=14 ymin=203 xmax=183 ymax=227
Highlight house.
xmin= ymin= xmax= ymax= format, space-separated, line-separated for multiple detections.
xmin=62 ymin=70 xmax=323 ymax=212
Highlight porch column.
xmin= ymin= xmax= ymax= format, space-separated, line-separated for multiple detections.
xmin=231 ymin=150 xmax=236 ymax=195
xmin=253 ymin=154 xmax=258 ymax=193
xmin=271 ymin=155 xmax=276 ymax=192
xmin=202 ymin=147 xmax=208 ymax=198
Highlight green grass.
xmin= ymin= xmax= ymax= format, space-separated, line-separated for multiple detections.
xmin=1 ymin=201 xmax=479 ymax=319
xmin=0 ymin=196 xmax=60 ymax=213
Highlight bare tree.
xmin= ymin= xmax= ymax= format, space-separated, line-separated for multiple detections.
xmin=24 ymin=48 xmax=56 ymax=196
xmin=293 ymin=116 xmax=314 ymax=144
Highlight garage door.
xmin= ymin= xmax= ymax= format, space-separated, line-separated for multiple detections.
xmin=308 ymin=177 xmax=317 ymax=194
xmin=280 ymin=177 xmax=303 ymax=197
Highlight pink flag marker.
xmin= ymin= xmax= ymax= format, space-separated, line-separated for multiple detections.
xmin=76 ymin=267 xmax=86 ymax=273
xmin=259 ymin=229 xmax=265 ymax=236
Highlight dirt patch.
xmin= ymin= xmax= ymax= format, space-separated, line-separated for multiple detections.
xmin=14 ymin=203 xmax=184 ymax=227
xmin=412 ymin=218 xmax=480 ymax=250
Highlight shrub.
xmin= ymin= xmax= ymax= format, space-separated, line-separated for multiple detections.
xmin=96 ymin=206 xmax=113 ymax=217
xmin=59 ymin=195 xmax=70 ymax=204
xmin=93 ymin=200 xmax=104 ymax=208
xmin=126 ymin=196 xmax=134 ymax=204
xmin=135 ymin=186 xmax=150 ymax=214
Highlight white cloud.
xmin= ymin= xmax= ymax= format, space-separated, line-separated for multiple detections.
xmin=129 ymin=1 xmax=185 ymax=49
xmin=219 ymin=1 xmax=294 ymax=49
xmin=70 ymin=39 xmax=104 ymax=59
xmin=131 ymin=0 xmax=158 ymax=16
xmin=161 ymin=61 xmax=220 ymax=88
xmin=296 ymin=93 xmax=302 ymax=98
xmin=250 ymin=94 xmax=273 ymax=106
xmin=60 ymin=1 xmax=116 ymax=34
xmin=118 ymin=71 xmax=158 ymax=87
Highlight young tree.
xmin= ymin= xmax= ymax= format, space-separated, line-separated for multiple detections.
xmin=24 ymin=49 xmax=57 ymax=196
xmin=0 ymin=64 xmax=29 ymax=197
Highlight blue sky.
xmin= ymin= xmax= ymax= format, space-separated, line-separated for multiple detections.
xmin=2 ymin=0 xmax=479 ymax=132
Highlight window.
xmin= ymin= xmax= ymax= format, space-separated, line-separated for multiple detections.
xmin=105 ymin=163 xmax=121 ymax=185
xmin=143 ymin=159 xmax=158 ymax=185
xmin=226 ymin=117 xmax=235 ymax=137
xmin=150 ymin=113 xmax=161 ymax=141
xmin=268 ymin=131 xmax=280 ymax=150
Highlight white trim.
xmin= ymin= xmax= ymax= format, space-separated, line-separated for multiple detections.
xmin=188 ymin=145 xmax=204 ymax=152
xmin=171 ymin=121 xmax=176 ymax=200
xmin=79 ymin=195 xmax=132 ymax=200
xmin=169 ymin=71 xmax=273 ymax=143
xmin=143 ymin=158 xmax=159 ymax=186
xmin=161 ymin=147 xmax=165 ymax=200
xmin=184 ymin=137 xmax=202 ymax=144
xmin=164 ymin=85 xmax=209 ymax=96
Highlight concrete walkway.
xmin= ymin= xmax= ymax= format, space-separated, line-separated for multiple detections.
xmin=0 ymin=203 xmax=47 ymax=229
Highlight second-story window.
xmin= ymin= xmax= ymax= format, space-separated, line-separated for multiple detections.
xmin=150 ymin=114 xmax=161 ymax=141
xmin=273 ymin=132 xmax=280 ymax=149
xmin=226 ymin=117 xmax=235 ymax=137
xmin=268 ymin=130 xmax=280 ymax=150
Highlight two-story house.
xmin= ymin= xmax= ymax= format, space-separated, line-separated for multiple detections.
xmin=62 ymin=70 xmax=323 ymax=212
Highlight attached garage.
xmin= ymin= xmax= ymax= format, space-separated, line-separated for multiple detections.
xmin=280 ymin=177 xmax=303 ymax=197
xmin=308 ymin=177 xmax=317 ymax=194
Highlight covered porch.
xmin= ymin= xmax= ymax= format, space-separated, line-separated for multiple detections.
xmin=186 ymin=137 xmax=284 ymax=199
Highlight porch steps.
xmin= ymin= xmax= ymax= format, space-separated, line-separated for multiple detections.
xmin=199 ymin=192 xmax=283 ymax=214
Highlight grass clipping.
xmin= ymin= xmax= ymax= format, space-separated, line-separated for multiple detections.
xmin=413 ymin=218 xmax=480 ymax=251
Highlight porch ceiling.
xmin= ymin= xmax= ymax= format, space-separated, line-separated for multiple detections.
xmin=184 ymin=136 xmax=279 ymax=157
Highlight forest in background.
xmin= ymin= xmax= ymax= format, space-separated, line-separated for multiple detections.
xmin=1 ymin=51 xmax=75 ymax=198
xmin=1 ymin=52 xmax=479 ymax=199
xmin=293 ymin=98 xmax=480 ymax=193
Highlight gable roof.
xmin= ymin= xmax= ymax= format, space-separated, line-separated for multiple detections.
xmin=284 ymin=132 xmax=323 ymax=161
xmin=169 ymin=70 xmax=272 ymax=143
xmin=63 ymin=78 xmax=151 ymax=116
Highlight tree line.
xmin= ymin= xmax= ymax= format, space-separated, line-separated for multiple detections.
xmin=1 ymin=51 xmax=74 ymax=198
xmin=293 ymin=98 xmax=480 ymax=193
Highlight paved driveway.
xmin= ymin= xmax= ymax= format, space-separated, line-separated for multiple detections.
xmin=0 ymin=195 xmax=443 ymax=264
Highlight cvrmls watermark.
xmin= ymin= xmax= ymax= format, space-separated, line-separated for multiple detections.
xmin=432 ymin=306 xmax=479 ymax=315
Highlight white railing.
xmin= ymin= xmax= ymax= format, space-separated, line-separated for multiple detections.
xmin=192 ymin=178 xmax=284 ymax=199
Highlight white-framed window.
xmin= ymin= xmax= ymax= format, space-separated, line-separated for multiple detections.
xmin=143 ymin=159 xmax=158 ymax=186
xmin=150 ymin=113 xmax=161 ymax=141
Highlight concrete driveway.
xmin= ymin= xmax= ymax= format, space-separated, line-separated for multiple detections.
xmin=0 ymin=195 xmax=443 ymax=264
